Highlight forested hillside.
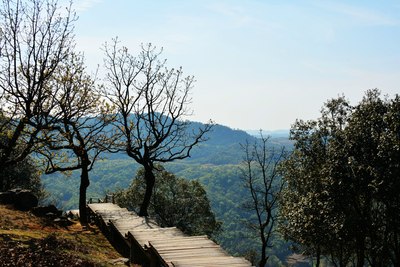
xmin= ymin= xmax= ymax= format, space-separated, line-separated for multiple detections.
xmin=41 ymin=123 xmax=293 ymax=264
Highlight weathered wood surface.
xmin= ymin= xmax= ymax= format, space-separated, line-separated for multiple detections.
xmin=87 ymin=203 xmax=252 ymax=267
xmin=88 ymin=203 xmax=122 ymax=212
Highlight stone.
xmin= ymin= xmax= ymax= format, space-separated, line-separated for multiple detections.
xmin=66 ymin=209 xmax=80 ymax=219
xmin=13 ymin=189 xmax=38 ymax=211
xmin=32 ymin=205 xmax=62 ymax=217
xmin=108 ymin=257 xmax=129 ymax=265
xmin=0 ymin=191 xmax=16 ymax=204
xmin=53 ymin=217 xmax=74 ymax=227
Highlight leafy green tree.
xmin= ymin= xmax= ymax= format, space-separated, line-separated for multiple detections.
xmin=0 ymin=113 xmax=46 ymax=199
xmin=240 ymin=135 xmax=286 ymax=267
xmin=0 ymin=155 xmax=46 ymax=200
xmin=114 ymin=166 xmax=221 ymax=237
xmin=338 ymin=90 xmax=400 ymax=267
xmin=279 ymin=90 xmax=400 ymax=267
xmin=279 ymin=97 xmax=352 ymax=266
xmin=103 ymin=40 xmax=212 ymax=216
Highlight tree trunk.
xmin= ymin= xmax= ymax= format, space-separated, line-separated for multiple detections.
xmin=259 ymin=249 xmax=268 ymax=267
xmin=356 ymin=237 xmax=365 ymax=267
xmin=79 ymin=164 xmax=90 ymax=225
xmin=0 ymin=162 xmax=6 ymax=191
xmin=258 ymin=227 xmax=268 ymax=267
xmin=315 ymin=247 xmax=321 ymax=267
xmin=138 ymin=166 xmax=155 ymax=217
xmin=393 ymin=231 xmax=400 ymax=267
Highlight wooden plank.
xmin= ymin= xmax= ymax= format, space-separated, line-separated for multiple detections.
xmin=148 ymin=239 xmax=214 ymax=247
xmin=173 ymin=263 xmax=251 ymax=267
xmin=153 ymin=243 xmax=223 ymax=252
xmin=146 ymin=235 xmax=209 ymax=242
xmin=151 ymin=243 xmax=220 ymax=252
xmin=153 ymin=243 xmax=220 ymax=251
xmin=87 ymin=203 xmax=122 ymax=212
xmin=95 ymin=209 xmax=130 ymax=215
xmin=168 ymin=259 xmax=236 ymax=266
xmin=149 ymin=236 xmax=212 ymax=245
xmin=171 ymin=257 xmax=250 ymax=264
xmin=130 ymin=227 xmax=182 ymax=234
xmin=112 ymin=217 xmax=159 ymax=228
xmin=172 ymin=264 xmax=251 ymax=267
xmin=170 ymin=256 xmax=251 ymax=265
xmin=157 ymin=248 xmax=227 ymax=259
xmin=111 ymin=218 xmax=161 ymax=238
xmin=96 ymin=210 xmax=133 ymax=221
xmin=145 ymin=238 xmax=213 ymax=250
xmin=131 ymin=229 xmax=186 ymax=238
xmin=130 ymin=230 xmax=193 ymax=245
xmin=172 ymin=263 xmax=252 ymax=267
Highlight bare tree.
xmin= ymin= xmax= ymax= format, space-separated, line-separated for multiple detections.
xmin=103 ymin=39 xmax=213 ymax=216
xmin=38 ymin=53 xmax=115 ymax=224
xmin=0 ymin=0 xmax=76 ymax=167
xmin=240 ymin=134 xmax=286 ymax=267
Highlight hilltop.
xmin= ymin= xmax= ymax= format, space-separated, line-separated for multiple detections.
xmin=0 ymin=204 xmax=136 ymax=267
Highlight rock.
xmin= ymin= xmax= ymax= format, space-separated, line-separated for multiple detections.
xmin=53 ymin=217 xmax=75 ymax=227
xmin=0 ymin=191 xmax=16 ymax=204
xmin=45 ymin=212 xmax=59 ymax=219
xmin=66 ymin=209 xmax=80 ymax=219
xmin=13 ymin=189 xmax=38 ymax=211
xmin=32 ymin=205 xmax=62 ymax=217
xmin=108 ymin=257 xmax=129 ymax=265
xmin=0 ymin=189 xmax=38 ymax=211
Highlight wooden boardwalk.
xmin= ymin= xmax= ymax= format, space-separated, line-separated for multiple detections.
xmin=88 ymin=203 xmax=252 ymax=267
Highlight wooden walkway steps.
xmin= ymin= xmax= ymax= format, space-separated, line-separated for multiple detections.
xmin=87 ymin=202 xmax=252 ymax=267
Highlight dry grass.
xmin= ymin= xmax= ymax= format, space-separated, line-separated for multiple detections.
xmin=0 ymin=204 xmax=139 ymax=266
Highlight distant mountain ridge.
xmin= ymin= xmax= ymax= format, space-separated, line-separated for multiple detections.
xmin=77 ymin=120 xmax=291 ymax=164
xmin=159 ymin=122 xmax=291 ymax=165
xmin=245 ymin=129 xmax=290 ymax=138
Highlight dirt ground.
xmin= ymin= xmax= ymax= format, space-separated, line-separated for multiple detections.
xmin=0 ymin=204 xmax=139 ymax=266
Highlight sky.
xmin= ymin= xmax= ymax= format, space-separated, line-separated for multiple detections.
xmin=69 ymin=0 xmax=400 ymax=130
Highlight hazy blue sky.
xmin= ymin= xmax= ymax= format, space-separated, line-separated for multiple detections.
xmin=70 ymin=0 xmax=400 ymax=130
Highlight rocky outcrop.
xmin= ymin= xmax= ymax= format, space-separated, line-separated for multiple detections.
xmin=0 ymin=191 xmax=75 ymax=227
xmin=32 ymin=205 xmax=75 ymax=227
xmin=32 ymin=205 xmax=63 ymax=217
xmin=0 ymin=191 xmax=15 ymax=204
xmin=0 ymin=189 xmax=38 ymax=211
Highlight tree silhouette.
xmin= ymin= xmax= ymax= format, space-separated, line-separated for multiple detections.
xmin=39 ymin=54 xmax=115 ymax=224
xmin=240 ymin=134 xmax=285 ymax=267
xmin=0 ymin=0 xmax=76 ymax=167
xmin=103 ymin=40 xmax=212 ymax=216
